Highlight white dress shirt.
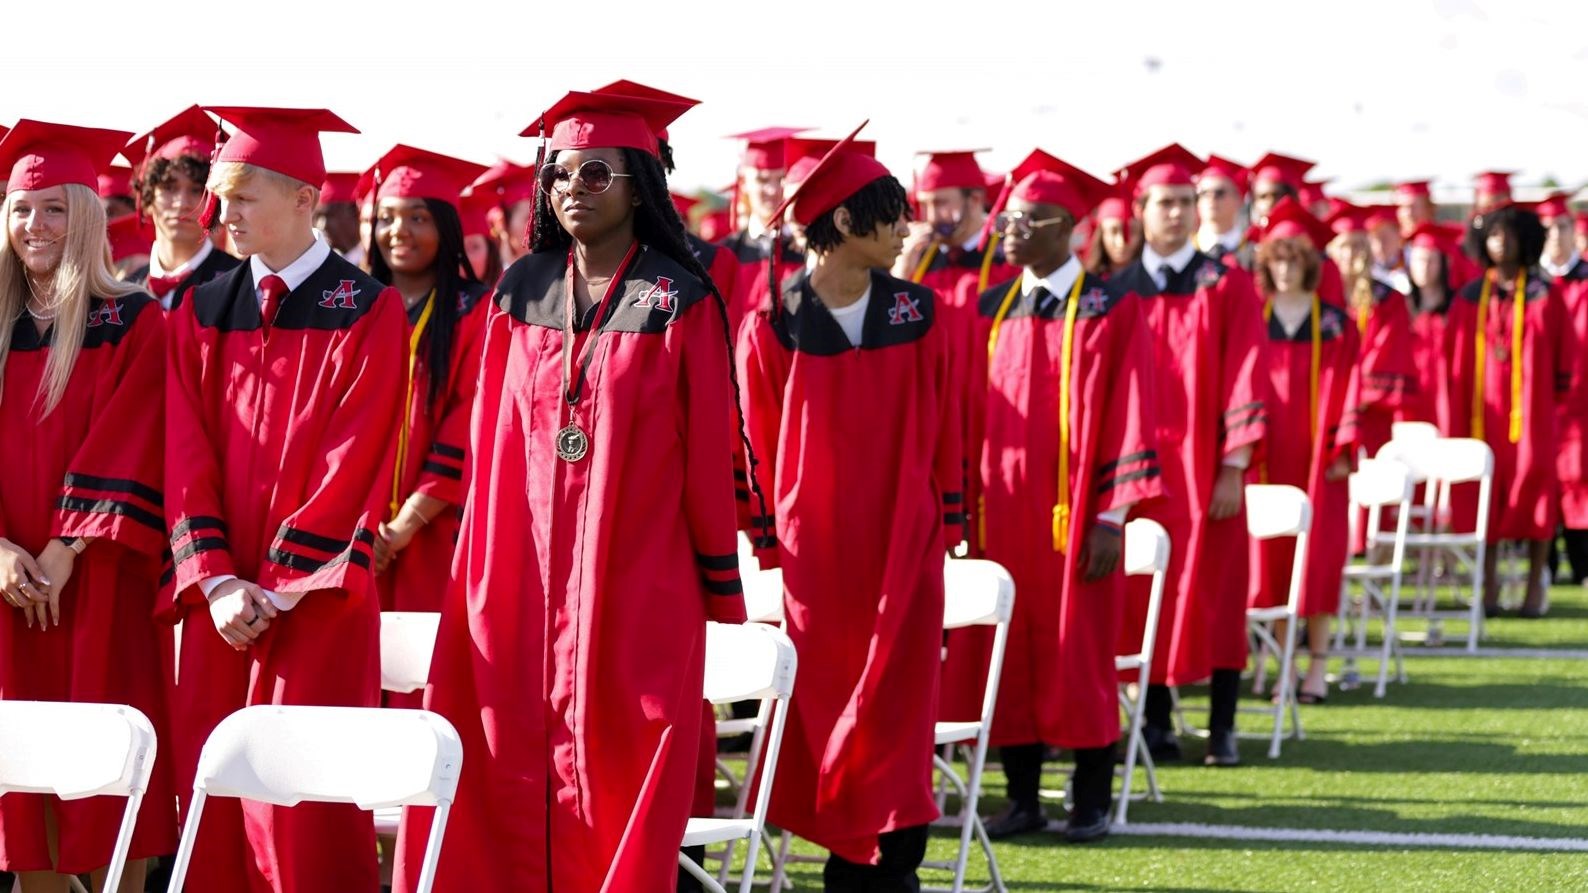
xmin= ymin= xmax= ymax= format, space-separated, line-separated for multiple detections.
xmin=147 ymin=239 xmax=215 ymax=310
xmin=1140 ymin=240 xmax=1197 ymax=290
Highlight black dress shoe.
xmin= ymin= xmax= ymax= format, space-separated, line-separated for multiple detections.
xmin=1203 ymin=728 xmax=1240 ymax=767
xmin=983 ymin=802 xmax=1048 ymax=839
xmin=1063 ymin=806 xmax=1111 ymax=843
xmin=1142 ymin=725 xmax=1182 ymax=762
xmin=1483 ymin=603 xmax=1504 ymax=619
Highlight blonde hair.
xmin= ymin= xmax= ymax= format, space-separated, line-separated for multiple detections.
xmin=0 ymin=184 xmax=141 ymax=415
xmin=206 ymin=161 xmax=317 ymax=203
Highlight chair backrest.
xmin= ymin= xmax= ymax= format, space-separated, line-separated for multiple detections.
xmin=1350 ymin=458 xmax=1414 ymax=509
xmin=741 ymin=566 xmax=786 ymax=624
xmin=0 ymin=702 xmax=155 ymax=800
xmin=380 ymin=612 xmax=441 ymax=694
xmin=942 ymin=558 xmax=1016 ymax=629
xmin=1374 ymin=439 xmax=1439 ymax=483
xmin=702 ymin=621 xmax=798 ymax=704
xmin=1123 ymin=519 xmax=1170 ymax=576
xmin=1422 ymin=437 xmax=1494 ymax=484
xmin=195 ymin=705 xmax=462 ymax=810
xmin=1245 ymin=484 xmax=1313 ymax=540
xmin=1390 ymin=420 xmax=1440 ymax=444
xmin=736 ymin=530 xmax=760 ymax=575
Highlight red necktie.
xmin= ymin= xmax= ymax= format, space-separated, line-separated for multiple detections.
xmin=146 ymin=273 xmax=183 ymax=297
xmin=258 ymin=274 xmax=288 ymax=331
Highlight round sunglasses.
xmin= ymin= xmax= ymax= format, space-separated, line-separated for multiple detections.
xmin=538 ymin=159 xmax=634 ymax=196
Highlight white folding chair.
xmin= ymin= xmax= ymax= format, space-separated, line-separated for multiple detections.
xmin=374 ymin=611 xmax=443 ymax=842
xmin=921 ymin=558 xmax=1015 ymax=893
xmin=1242 ymin=484 xmax=1313 ymax=759
xmin=1115 ymin=519 xmax=1171 ymax=824
xmin=165 ymin=705 xmax=462 ymax=893
xmin=0 ymin=702 xmax=156 ymax=893
xmin=1390 ymin=420 xmax=1439 ymax=444
xmin=1373 ymin=438 xmax=1494 ymax=652
xmin=712 ymin=566 xmax=786 ymax=805
xmin=1335 ymin=460 xmax=1414 ymax=697
xmin=684 ymin=621 xmax=797 ymax=893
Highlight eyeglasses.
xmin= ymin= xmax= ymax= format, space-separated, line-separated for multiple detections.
xmin=994 ymin=211 xmax=1068 ymax=239
xmin=537 ymin=159 xmax=634 ymax=196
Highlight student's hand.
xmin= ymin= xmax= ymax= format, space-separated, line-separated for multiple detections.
xmin=1209 ymin=465 xmax=1246 ymax=521
xmin=893 ymin=221 xmax=936 ymax=279
xmin=209 ymin=579 xmax=277 ymax=650
xmin=1081 ymin=523 xmax=1123 ymax=582
xmin=1325 ymin=455 xmax=1352 ymax=482
xmin=34 ymin=539 xmax=78 ymax=630
xmin=376 ymin=505 xmax=430 ymax=573
xmin=0 ymin=538 xmax=48 ymax=628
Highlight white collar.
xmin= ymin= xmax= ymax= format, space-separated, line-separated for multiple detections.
xmin=1198 ymin=226 xmax=1242 ymax=252
xmin=249 ymin=234 xmax=332 ymax=296
xmin=1019 ymin=254 xmax=1082 ymax=302
xmin=1141 ymin=239 xmax=1197 ymax=276
xmin=148 ymin=238 xmax=213 ymax=280
xmin=1543 ymin=252 xmax=1580 ymax=278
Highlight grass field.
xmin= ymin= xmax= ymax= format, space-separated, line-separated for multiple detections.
xmin=731 ymin=583 xmax=1588 ymax=892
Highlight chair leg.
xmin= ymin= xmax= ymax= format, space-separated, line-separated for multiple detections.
xmin=1117 ymin=685 xmax=1147 ymax=825
xmin=1270 ymin=616 xmax=1299 ymax=759
xmin=769 ymin=830 xmax=792 ymax=892
xmin=679 ymin=852 xmax=729 ymax=893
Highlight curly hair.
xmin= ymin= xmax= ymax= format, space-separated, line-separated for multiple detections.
xmin=134 ymin=154 xmax=210 ymax=210
xmin=1468 ymin=205 xmax=1546 ymax=270
xmin=1254 ymin=235 xmax=1322 ymax=294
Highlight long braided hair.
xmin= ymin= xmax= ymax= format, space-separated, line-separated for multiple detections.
xmin=369 ymin=198 xmax=482 ymax=411
xmin=530 ymin=148 xmax=772 ymax=543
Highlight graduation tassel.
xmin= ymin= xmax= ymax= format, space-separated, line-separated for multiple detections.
xmin=197 ymin=116 xmax=227 ymax=230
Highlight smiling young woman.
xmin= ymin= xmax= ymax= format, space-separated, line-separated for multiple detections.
xmin=0 ymin=119 xmax=175 ymax=893
xmin=392 ymin=90 xmax=757 ymax=893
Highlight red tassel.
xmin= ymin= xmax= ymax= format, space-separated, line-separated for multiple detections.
xmin=199 ymin=192 xmax=219 ymax=230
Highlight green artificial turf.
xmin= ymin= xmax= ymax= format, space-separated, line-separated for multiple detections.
xmin=714 ymin=583 xmax=1588 ymax=892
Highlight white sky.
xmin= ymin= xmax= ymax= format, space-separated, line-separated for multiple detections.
xmin=4 ymin=0 xmax=1587 ymax=200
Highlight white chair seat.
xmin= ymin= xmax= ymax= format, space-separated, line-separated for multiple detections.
xmin=683 ymin=817 xmax=757 ymax=847
xmin=1247 ymin=605 xmax=1290 ymax=623
xmin=1115 ymin=654 xmax=1143 ymax=672
xmin=715 ymin=718 xmax=760 ymax=738
xmin=374 ymin=805 xmax=401 ymax=836
xmin=934 ymin=721 xmax=981 ymax=746
xmin=1343 ymin=564 xmax=1394 ymax=580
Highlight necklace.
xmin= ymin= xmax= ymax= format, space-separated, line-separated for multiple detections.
xmin=556 ymin=242 xmax=639 ymax=462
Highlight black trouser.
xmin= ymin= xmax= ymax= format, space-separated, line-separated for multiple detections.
xmin=823 ymin=824 xmax=930 ymax=892
xmin=677 ymin=844 xmax=708 ymax=892
xmin=1001 ymin=742 xmax=1115 ymax=818
xmin=1562 ymin=527 xmax=1588 ymax=584
xmin=1144 ymin=683 xmax=1174 ymax=730
xmin=1208 ymin=668 xmax=1241 ymax=733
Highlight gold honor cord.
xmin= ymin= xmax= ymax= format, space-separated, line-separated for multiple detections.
xmin=977 ymin=233 xmax=1002 ymax=294
xmin=1472 ymin=270 xmax=1527 ymax=444
xmin=910 ymin=243 xmax=937 ymax=283
xmin=391 ymin=290 xmax=437 ymax=517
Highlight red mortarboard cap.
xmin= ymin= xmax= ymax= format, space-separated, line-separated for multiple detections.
xmin=728 ymin=127 xmax=808 ymax=171
xmin=1197 ymin=154 xmax=1250 ymax=196
xmin=319 ymin=172 xmax=360 ymax=205
xmin=1575 ymin=211 xmax=1588 ymax=236
xmin=1298 ymin=179 xmax=1332 ymax=207
xmin=1256 ymin=197 xmax=1333 ymax=249
xmin=593 ymin=80 xmax=700 ymax=144
xmin=1394 ymin=179 xmax=1432 ymax=199
xmin=1473 ymin=170 xmax=1514 ymax=195
xmin=1117 ymin=143 xmax=1203 ymax=194
xmin=1531 ymin=191 xmax=1572 ymax=223
xmin=1003 ymin=149 xmax=1109 ymax=221
xmin=1407 ymin=221 xmax=1464 ymax=251
xmin=784 ymin=134 xmax=877 ymax=189
xmin=984 ymin=170 xmax=1006 ymax=195
xmin=1322 ymin=201 xmax=1366 ymax=235
xmin=106 ymin=212 xmax=155 ymax=262
xmin=123 ymin=105 xmax=219 ymax=170
xmin=915 ymin=150 xmax=989 ymax=194
xmin=525 ymin=91 xmax=693 ymax=158
xmin=1249 ymin=151 xmax=1316 ymax=190
xmin=205 ymin=107 xmax=359 ymax=187
xmin=768 ymin=121 xmax=892 ymax=227
xmin=459 ymin=190 xmax=492 ymax=238
xmin=370 ymin=145 xmax=488 ymax=209
xmin=467 ymin=159 xmax=536 ymax=207
xmin=0 ymin=120 xmax=134 ymax=193
xmin=1094 ymin=180 xmax=1135 ymax=223
xmin=98 ymin=165 xmax=134 ymax=198
xmin=1363 ymin=205 xmax=1400 ymax=232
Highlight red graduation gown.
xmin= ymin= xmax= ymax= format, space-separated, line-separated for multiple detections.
xmin=1248 ymin=301 xmax=1361 ymax=617
xmin=0 ymin=295 xmax=177 ymax=874
xmin=165 ymin=252 xmax=405 ymax=893
xmin=1109 ymin=253 xmax=1268 ymax=682
xmin=375 ymin=285 xmax=489 ymax=617
xmin=1549 ymin=259 xmax=1588 ymax=527
xmin=1408 ymin=303 xmax=1457 ymax=434
xmin=739 ymin=269 xmax=962 ymax=864
xmin=946 ymin=270 xmax=1163 ymax=750
xmin=1351 ymin=280 xmax=1416 ymax=458
xmin=1445 ymin=271 xmax=1575 ymax=541
xmin=910 ymin=239 xmax=1018 ymax=316
xmin=394 ymin=245 xmax=746 ymax=893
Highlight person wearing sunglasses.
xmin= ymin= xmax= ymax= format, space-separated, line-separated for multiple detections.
xmin=392 ymin=90 xmax=758 ymax=893
xmin=1108 ymin=143 xmax=1267 ymax=768
xmin=737 ymin=123 xmax=962 ymax=891
xmin=1194 ymin=155 xmax=1250 ymax=267
xmin=946 ymin=149 xmax=1162 ymax=843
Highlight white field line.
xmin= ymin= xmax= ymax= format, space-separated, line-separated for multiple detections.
xmin=1071 ymin=821 xmax=1588 ymax=851
xmin=1393 ymin=647 xmax=1588 ymax=660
